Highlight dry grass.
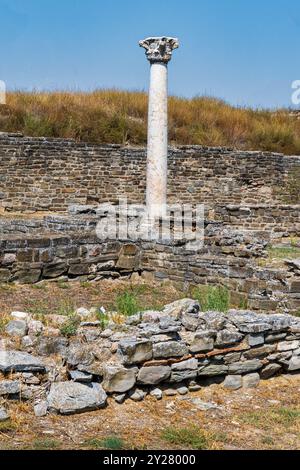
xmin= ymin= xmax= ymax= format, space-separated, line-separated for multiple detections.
xmin=0 ymin=375 xmax=299 ymax=450
xmin=1 ymin=90 xmax=300 ymax=154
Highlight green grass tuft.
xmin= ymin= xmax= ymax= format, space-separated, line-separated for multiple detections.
xmin=116 ymin=290 xmax=139 ymax=316
xmin=0 ymin=419 xmax=17 ymax=433
xmin=32 ymin=439 xmax=60 ymax=450
xmin=240 ymin=407 xmax=300 ymax=429
xmin=56 ymin=280 xmax=70 ymax=290
xmin=192 ymin=285 xmax=230 ymax=312
xmin=102 ymin=436 xmax=125 ymax=450
xmin=60 ymin=315 xmax=81 ymax=337
xmin=96 ymin=310 xmax=110 ymax=329
xmin=83 ymin=436 xmax=125 ymax=450
xmin=161 ymin=426 xmax=213 ymax=450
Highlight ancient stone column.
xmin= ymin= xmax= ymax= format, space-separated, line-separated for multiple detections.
xmin=139 ymin=37 xmax=179 ymax=218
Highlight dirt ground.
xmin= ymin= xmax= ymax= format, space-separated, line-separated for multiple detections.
xmin=0 ymin=375 xmax=299 ymax=450
xmin=0 ymin=278 xmax=183 ymax=319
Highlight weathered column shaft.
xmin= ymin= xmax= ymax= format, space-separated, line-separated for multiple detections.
xmin=139 ymin=37 xmax=179 ymax=218
xmin=147 ymin=62 xmax=168 ymax=214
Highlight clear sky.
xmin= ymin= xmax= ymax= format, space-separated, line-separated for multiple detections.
xmin=0 ymin=0 xmax=300 ymax=108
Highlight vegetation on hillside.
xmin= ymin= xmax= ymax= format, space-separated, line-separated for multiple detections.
xmin=1 ymin=90 xmax=300 ymax=154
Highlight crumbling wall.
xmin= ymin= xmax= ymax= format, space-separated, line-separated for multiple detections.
xmin=0 ymin=217 xmax=299 ymax=313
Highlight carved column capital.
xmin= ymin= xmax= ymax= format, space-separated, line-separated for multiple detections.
xmin=139 ymin=37 xmax=179 ymax=64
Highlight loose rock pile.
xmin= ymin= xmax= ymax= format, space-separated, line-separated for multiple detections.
xmin=1 ymin=299 xmax=300 ymax=418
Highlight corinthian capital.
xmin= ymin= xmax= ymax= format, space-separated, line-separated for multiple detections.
xmin=139 ymin=37 xmax=179 ymax=64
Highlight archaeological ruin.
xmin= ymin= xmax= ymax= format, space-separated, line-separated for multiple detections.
xmin=0 ymin=38 xmax=299 ymax=417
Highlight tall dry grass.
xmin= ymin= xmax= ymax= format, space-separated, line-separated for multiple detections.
xmin=1 ymin=90 xmax=300 ymax=154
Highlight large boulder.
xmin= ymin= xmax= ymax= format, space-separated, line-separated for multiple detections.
xmin=243 ymin=345 xmax=276 ymax=360
xmin=198 ymin=311 xmax=226 ymax=330
xmin=0 ymin=350 xmax=45 ymax=373
xmin=102 ymin=364 xmax=137 ymax=393
xmin=181 ymin=313 xmax=199 ymax=332
xmin=260 ymin=363 xmax=282 ymax=379
xmin=65 ymin=342 xmax=94 ymax=367
xmin=242 ymin=373 xmax=260 ymax=388
xmin=223 ymin=375 xmax=242 ymax=390
xmin=277 ymin=341 xmax=299 ymax=352
xmin=169 ymin=369 xmax=197 ymax=383
xmin=43 ymin=261 xmax=68 ymax=279
xmin=69 ymin=370 xmax=93 ymax=383
xmin=47 ymin=382 xmax=107 ymax=415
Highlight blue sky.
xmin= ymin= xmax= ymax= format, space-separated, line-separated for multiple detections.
xmin=0 ymin=0 xmax=299 ymax=108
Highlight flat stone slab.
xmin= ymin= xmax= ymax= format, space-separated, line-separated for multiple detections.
xmin=0 ymin=350 xmax=45 ymax=373
xmin=47 ymin=382 xmax=107 ymax=415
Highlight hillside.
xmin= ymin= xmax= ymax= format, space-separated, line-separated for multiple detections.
xmin=1 ymin=90 xmax=300 ymax=154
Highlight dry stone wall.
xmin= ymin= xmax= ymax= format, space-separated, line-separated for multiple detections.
xmin=1 ymin=299 xmax=300 ymax=415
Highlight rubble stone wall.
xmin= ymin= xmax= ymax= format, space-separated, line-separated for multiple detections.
xmin=1 ymin=300 xmax=300 ymax=414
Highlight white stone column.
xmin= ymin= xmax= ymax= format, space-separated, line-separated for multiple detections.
xmin=139 ymin=37 xmax=179 ymax=219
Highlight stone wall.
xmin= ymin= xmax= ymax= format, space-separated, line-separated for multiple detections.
xmin=0 ymin=133 xmax=299 ymax=214
xmin=215 ymin=204 xmax=300 ymax=236
xmin=1 ymin=299 xmax=300 ymax=415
